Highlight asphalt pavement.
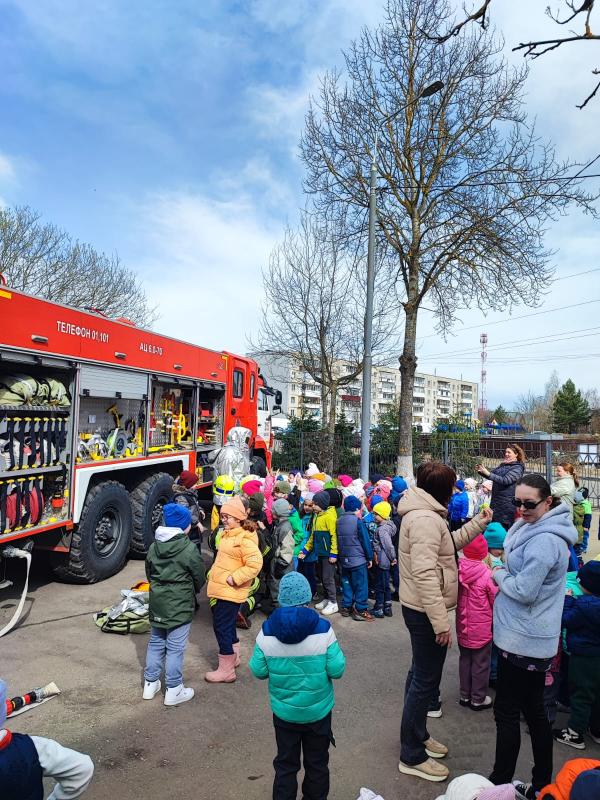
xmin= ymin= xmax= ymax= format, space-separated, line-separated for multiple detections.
xmin=2 ymin=533 xmax=600 ymax=800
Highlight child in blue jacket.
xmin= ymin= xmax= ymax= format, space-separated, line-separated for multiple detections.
xmin=553 ymin=561 xmax=600 ymax=750
xmin=249 ymin=572 xmax=346 ymax=800
xmin=337 ymin=496 xmax=374 ymax=621
xmin=448 ymin=480 xmax=469 ymax=531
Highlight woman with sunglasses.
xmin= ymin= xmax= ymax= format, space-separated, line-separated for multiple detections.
xmin=488 ymin=474 xmax=578 ymax=800
xmin=476 ymin=444 xmax=525 ymax=532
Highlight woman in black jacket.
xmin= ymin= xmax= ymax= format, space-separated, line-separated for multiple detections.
xmin=476 ymin=443 xmax=525 ymax=531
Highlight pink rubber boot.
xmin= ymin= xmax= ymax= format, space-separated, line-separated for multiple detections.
xmin=204 ymin=654 xmax=237 ymax=683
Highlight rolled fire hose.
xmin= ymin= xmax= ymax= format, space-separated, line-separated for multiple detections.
xmin=0 ymin=545 xmax=32 ymax=638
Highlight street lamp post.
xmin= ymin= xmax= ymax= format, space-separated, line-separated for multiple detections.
xmin=359 ymin=81 xmax=444 ymax=482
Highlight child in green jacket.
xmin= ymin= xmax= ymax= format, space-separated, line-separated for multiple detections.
xmin=249 ymin=571 xmax=345 ymax=800
xmin=143 ymin=503 xmax=205 ymax=707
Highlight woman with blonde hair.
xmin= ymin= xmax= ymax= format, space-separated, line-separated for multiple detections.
xmin=550 ymin=461 xmax=579 ymax=511
xmin=476 ymin=444 xmax=525 ymax=532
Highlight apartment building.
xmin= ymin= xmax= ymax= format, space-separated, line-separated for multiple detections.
xmin=261 ymin=355 xmax=478 ymax=431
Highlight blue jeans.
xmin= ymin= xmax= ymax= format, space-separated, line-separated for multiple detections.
xmin=341 ymin=565 xmax=369 ymax=611
xmin=400 ymin=606 xmax=448 ymax=765
xmin=144 ymin=623 xmax=191 ymax=689
xmin=373 ymin=565 xmax=391 ymax=610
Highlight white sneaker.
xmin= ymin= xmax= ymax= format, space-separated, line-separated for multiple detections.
xmin=322 ymin=602 xmax=338 ymax=616
xmin=315 ymin=599 xmax=328 ymax=610
xmin=164 ymin=684 xmax=194 ymax=706
xmin=471 ymin=696 xmax=493 ymax=710
xmin=142 ymin=679 xmax=161 ymax=700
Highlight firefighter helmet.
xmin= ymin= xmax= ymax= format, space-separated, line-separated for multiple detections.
xmin=213 ymin=474 xmax=235 ymax=506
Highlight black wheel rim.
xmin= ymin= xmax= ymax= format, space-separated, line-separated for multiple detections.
xmin=94 ymin=506 xmax=122 ymax=558
xmin=151 ymin=499 xmax=166 ymax=532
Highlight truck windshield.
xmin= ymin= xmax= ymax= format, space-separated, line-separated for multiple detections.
xmin=258 ymin=388 xmax=270 ymax=412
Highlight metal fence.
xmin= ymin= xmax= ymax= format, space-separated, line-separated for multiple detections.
xmin=273 ymin=431 xmax=600 ymax=507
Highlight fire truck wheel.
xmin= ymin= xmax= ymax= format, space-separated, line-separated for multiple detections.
xmin=129 ymin=472 xmax=174 ymax=557
xmin=54 ymin=481 xmax=133 ymax=583
xmin=250 ymin=455 xmax=267 ymax=478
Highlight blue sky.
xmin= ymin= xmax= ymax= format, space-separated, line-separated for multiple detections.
xmin=1 ymin=0 xmax=599 ymax=408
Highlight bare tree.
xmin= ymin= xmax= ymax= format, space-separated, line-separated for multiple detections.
xmin=514 ymin=390 xmax=548 ymax=431
xmin=0 ymin=206 xmax=157 ymax=326
xmin=251 ymin=211 xmax=401 ymax=466
xmin=301 ymin=0 xmax=598 ymax=476
xmin=428 ymin=0 xmax=600 ymax=108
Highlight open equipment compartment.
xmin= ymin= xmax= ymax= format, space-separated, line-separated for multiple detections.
xmin=0 ymin=362 xmax=74 ymax=536
xmin=77 ymin=364 xmax=149 ymax=462
xmin=149 ymin=377 xmax=195 ymax=453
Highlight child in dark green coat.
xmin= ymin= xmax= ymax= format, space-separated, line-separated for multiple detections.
xmin=143 ymin=503 xmax=205 ymax=706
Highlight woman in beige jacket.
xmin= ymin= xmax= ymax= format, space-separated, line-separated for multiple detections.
xmin=397 ymin=461 xmax=492 ymax=784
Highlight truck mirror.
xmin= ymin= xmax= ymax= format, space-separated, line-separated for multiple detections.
xmin=274 ymin=390 xmax=283 ymax=406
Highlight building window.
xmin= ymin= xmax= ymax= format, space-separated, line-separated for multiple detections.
xmin=233 ymin=369 xmax=244 ymax=399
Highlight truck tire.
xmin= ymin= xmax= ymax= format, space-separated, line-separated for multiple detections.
xmin=250 ymin=454 xmax=267 ymax=478
xmin=53 ymin=481 xmax=133 ymax=584
xmin=129 ymin=472 xmax=174 ymax=557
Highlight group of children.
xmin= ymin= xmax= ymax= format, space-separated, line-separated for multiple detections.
xmin=3 ymin=460 xmax=598 ymax=799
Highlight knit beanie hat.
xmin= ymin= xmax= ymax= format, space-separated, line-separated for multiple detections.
xmin=347 ymin=478 xmax=365 ymax=499
xmin=0 ymin=679 xmax=6 ymax=727
xmin=484 ymin=522 xmax=506 ymax=550
xmin=433 ymin=773 xmax=495 ymax=800
xmin=308 ymin=478 xmax=324 ymax=494
xmin=392 ymin=477 xmax=408 ymax=495
xmin=463 ymin=534 xmax=488 ymax=561
xmin=571 ymin=768 xmax=600 ymax=800
xmin=178 ymin=470 xmax=198 ymax=489
xmin=464 ymin=478 xmax=477 ymax=491
xmin=477 ymin=786 xmax=517 ymax=800
xmin=325 ymin=487 xmax=343 ymax=508
xmin=313 ymin=472 xmax=327 ymax=482
xmin=274 ymin=480 xmax=291 ymax=495
xmin=343 ymin=495 xmax=362 ymax=513
xmin=375 ymin=483 xmax=391 ymax=500
xmin=278 ymin=572 xmax=313 ymax=607
xmin=305 ymin=462 xmax=319 ymax=477
xmin=163 ymin=502 xmax=192 ymax=530
xmin=272 ymin=498 xmax=291 ymax=519
xmin=302 ymin=492 xmax=314 ymax=502
xmin=373 ymin=501 xmax=391 ymax=520
xmin=578 ymin=561 xmax=600 ymax=596
xmin=370 ymin=493 xmax=383 ymax=507
xmin=456 ymin=480 xmax=465 ymax=491
xmin=241 ymin=479 xmax=263 ymax=496
xmin=248 ymin=492 xmax=265 ymax=514
xmin=482 ymin=480 xmax=493 ymax=492
xmin=221 ymin=495 xmax=248 ymax=521
xmin=312 ymin=491 xmax=330 ymax=510
xmin=376 ymin=479 xmax=393 ymax=492
xmin=370 ymin=473 xmax=385 ymax=485
xmin=338 ymin=474 xmax=353 ymax=487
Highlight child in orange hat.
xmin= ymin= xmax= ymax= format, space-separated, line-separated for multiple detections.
xmin=205 ymin=495 xmax=263 ymax=683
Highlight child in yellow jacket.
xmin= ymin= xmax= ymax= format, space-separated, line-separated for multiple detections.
xmin=205 ymin=495 xmax=263 ymax=683
xmin=298 ymin=490 xmax=339 ymax=616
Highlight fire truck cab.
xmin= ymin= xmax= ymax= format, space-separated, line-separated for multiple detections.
xmin=0 ymin=286 xmax=272 ymax=583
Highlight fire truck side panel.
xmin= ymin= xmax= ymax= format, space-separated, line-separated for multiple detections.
xmin=0 ymin=287 xmax=272 ymax=581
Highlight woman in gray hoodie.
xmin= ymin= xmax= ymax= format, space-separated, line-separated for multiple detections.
xmin=489 ymin=473 xmax=577 ymax=800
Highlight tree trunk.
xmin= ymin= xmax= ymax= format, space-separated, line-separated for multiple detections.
xmin=325 ymin=380 xmax=338 ymax=474
xmin=397 ymin=303 xmax=418 ymax=479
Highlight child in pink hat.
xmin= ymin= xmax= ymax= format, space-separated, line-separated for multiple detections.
xmin=456 ymin=535 xmax=498 ymax=710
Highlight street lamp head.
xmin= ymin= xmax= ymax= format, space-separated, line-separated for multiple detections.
xmin=420 ymin=80 xmax=444 ymax=98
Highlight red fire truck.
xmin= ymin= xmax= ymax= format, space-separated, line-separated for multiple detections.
xmin=0 ymin=284 xmax=279 ymax=583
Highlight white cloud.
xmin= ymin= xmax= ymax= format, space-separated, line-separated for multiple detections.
xmin=129 ymin=187 xmax=283 ymax=352
xmin=0 ymin=153 xmax=16 ymax=181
